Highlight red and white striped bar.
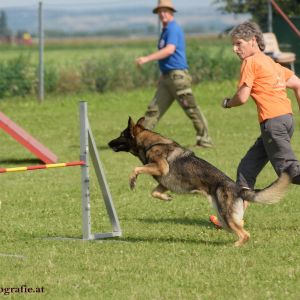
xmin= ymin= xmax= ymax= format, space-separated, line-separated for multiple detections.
xmin=0 ymin=161 xmax=85 ymax=174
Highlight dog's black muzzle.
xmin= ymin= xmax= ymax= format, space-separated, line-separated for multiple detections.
xmin=108 ymin=138 xmax=130 ymax=152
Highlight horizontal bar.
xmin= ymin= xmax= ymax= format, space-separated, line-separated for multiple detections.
xmin=0 ymin=161 xmax=85 ymax=174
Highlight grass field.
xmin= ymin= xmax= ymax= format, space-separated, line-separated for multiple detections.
xmin=0 ymin=36 xmax=234 ymax=71
xmin=0 ymin=81 xmax=299 ymax=299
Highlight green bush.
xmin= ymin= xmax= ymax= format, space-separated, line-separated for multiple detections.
xmin=57 ymin=68 xmax=82 ymax=93
xmin=187 ymin=46 xmax=240 ymax=83
xmin=0 ymin=38 xmax=241 ymax=98
xmin=78 ymin=43 xmax=239 ymax=93
xmin=44 ymin=64 xmax=59 ymax=93
xmin=80 ymin=51 xmax=157 ymax=92
xmin=0 ymin=55 xmax=36 ymax=98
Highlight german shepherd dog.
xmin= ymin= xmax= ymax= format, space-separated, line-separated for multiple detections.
xmin=108 ymin=117 xmax=290 ymax=246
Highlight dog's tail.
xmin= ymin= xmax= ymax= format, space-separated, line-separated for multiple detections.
xmin=240 ymin=172 xmax=291 ymax=204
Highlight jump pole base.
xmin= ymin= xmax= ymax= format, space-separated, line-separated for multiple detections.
xmin=79 ymin=101 xmax=122 ymax=241
xmin=45 ymin=231 xmax=122 ymax=241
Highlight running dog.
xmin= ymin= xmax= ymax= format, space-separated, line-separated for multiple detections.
xmin=108 ymin=117 xmax=290 ymax=246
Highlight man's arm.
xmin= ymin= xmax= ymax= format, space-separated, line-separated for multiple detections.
xmin=135 ymin=44 xmax=176 ymax=66
xmin=222 ymin=83 xmax=251 ymax=108
xmin=286 ymin=74 xmax=300 ymax=111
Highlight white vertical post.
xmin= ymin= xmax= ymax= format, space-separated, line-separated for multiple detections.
xmin=80 ymin=102 xmax=92 ymax=240
xmin=38 ymin=1 xmax=44 ymax=102
xmin=157 ymin=0 xmax=161 ymax=77
xmin=268 ymin=0 xmax=273 ymax=32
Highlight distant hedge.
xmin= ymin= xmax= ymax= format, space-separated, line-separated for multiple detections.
xmin=0 ymin=55 xmax=36 ymax=98
xmin=0 ymin=40 xmax=240 ymax=98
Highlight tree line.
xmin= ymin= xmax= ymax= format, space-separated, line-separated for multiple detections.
xmin=214 ymin=0 xmax=300 ymax=30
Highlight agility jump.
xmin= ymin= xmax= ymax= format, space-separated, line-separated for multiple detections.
xmin=0 ymin=161 xmax=84 ymax=173
xmin=0 ymin=101 xmax=122 ymax=241
xmin=0 ymin=111 xmax=58 ymax=163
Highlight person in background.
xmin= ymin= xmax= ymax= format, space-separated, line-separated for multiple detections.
xmin=135 ymin=0 xmax=212 ymax=148
xmin=210 ymin=21 xmax=300 ymax=228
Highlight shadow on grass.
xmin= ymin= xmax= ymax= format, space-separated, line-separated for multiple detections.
xmin=118 ymin=217 xmax=229 ymax=246
xmin=120 ymin=235 xmax=228 ymax=246
xmin=0 ymin=158 xmax=43 ymax=165
xmin=15 ymin=233 xmax=229 ymax=246
xmin=138 ymin=217 xmax=211 ymax=227
xmin=13 ymin=217 xmax=229 ymax=246
xmin=11 ymin=231 xmax=229 ymax=247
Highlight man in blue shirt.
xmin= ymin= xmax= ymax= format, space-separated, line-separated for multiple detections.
xmin=135 ymin=0 xmax=212 ymax=148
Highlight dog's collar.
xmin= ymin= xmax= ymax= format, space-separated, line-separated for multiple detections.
xmin=144 ymin=142 xmax=170 ymax=153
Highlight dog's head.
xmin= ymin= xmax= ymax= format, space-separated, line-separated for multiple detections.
xmin=108 ymin=117 xmax=145 ymax=155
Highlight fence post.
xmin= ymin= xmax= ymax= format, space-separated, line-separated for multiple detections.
xmin=38 ymin=1 xmax=44 ymax=103
xmin=268 ymin=0 xmax=273 ymax=32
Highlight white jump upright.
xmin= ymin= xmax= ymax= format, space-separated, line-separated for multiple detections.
xmin=80 ymin=101 xmax=122 ymax=240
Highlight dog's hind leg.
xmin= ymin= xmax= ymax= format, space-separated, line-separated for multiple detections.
xmin=231 ymin=199 xmax=250 ymax=246
xmin=152 ymin=184 xmax=172 ymax=201
xmin=228 ymin=220 xmax=250 ymax=247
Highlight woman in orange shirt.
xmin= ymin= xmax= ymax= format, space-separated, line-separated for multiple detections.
xmin=211 ymin=21 xmax=300 ymax=228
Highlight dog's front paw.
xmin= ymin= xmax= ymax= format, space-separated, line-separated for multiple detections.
xmin=129 ymin=175 xmax=137 ymax=190
xmin=152 ymin=191 xmax=172 ymax=201
xmin=160 ymin=193 xmax=173 ymax=201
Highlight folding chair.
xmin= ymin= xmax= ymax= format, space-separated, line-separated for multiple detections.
xmin=263 ymin=32 xmax=296 ymax=72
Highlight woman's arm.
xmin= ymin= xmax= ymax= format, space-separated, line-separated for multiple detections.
xmin=222 ymin=83 xmax=251 ymax=108
xmin=286 ymin=74 xmax=300 ymax=111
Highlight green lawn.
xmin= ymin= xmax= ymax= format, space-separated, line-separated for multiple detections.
xmin=0 ymin=81 xmax=299 ymax=299
xmin=0 ymin=36 xmax=233 ymax=70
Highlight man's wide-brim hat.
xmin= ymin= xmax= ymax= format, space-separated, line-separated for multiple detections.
xmin=153 ymin=0 xmax=177 ymax=14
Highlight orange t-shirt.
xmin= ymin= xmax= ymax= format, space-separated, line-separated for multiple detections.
xmin=239 ymin=51 xmax=294 ymax=123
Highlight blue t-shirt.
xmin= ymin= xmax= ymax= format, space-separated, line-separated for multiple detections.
xmin=158 ymin=20 xmax=188 ymax=73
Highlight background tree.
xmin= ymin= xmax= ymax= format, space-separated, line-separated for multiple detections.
xmin=0 ymin=10 xmax=11 ymax=39
xmin=213 ymin=0 xmax=300 ymax=31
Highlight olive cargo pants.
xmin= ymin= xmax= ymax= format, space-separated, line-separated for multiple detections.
xmin=143 ymin=69 xmax=212 ymax=146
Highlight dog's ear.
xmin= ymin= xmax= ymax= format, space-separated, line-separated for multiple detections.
xmin=128 ymin=116 xmax=135 ymax=128
xmin=136 ymin=117 xmax=145 ymax=128
xmin=128 ymin=117 xmax=135 ymax=138
xmin=129 ymin=117 xmax=145 ymax=137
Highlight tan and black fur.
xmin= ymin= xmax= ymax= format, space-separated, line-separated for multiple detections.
xmin=108 ymin=117 xmax=290 ymax=246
